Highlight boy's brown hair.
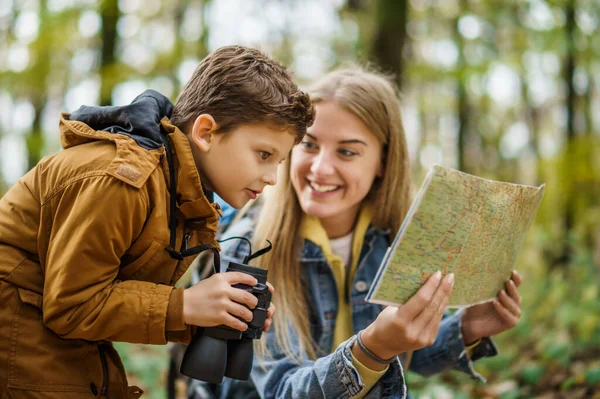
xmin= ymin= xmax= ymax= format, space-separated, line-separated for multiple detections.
xmin=171 ymin=45 xmax=315 ymax=143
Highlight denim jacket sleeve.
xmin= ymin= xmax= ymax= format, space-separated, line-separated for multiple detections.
xmin=408 ymin=310 xmax=498 ymax=382
xmin=251 ymin=327 xmax=407 ymax=399
xmin=217 ymin=222 xmax=407 ymax=399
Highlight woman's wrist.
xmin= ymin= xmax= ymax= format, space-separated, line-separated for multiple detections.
xmin=461 ymin=311 xmax=480 ymax=345
xmin=352 ymin=330 xmax=395 ymax=372
xmin=351 ymin=341 xmax=388 ymax=372
xmin=359 ymin=326 xmax=397 ymax=362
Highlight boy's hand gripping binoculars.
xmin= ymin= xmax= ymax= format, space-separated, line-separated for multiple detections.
xmin=180 ymin=239 xmax=272 ymax=383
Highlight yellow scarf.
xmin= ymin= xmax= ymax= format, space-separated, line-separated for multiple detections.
xmin=300 ymin=203 xmax=373 ymax=351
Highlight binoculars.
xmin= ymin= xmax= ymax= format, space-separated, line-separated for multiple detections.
xmin=179 ymin=261 xmax=271 ymax=383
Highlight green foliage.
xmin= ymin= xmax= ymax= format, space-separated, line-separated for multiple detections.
xmin=519 ymin=365 xmax=545 ymax=386
xmin=114 ymin=343 xmax=169 ymax=398
xmin=1 ymin=0 xmax=600 ymax=397
xmin=586 ymin=369 xmax=600 ymax=386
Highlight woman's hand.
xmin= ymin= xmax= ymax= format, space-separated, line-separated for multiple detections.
xmin=461 ymin=270 xmax=523 ymax=345
xmin=353 ymin=271 xmax=454 ymax=370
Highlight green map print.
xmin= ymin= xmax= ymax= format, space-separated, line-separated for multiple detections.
xmin=367 ymin=165 xmax=545 ymax=308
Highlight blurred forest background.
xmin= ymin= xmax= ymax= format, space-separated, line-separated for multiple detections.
xmin=1 ymin=0 xmax=599 ymax=398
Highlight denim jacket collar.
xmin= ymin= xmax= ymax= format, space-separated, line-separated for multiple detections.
xmin=300 ymin=225 xmax=390 ymax=262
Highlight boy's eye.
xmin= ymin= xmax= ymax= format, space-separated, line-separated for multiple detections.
xmin=259 ymin=151 xmax=271 ymax=160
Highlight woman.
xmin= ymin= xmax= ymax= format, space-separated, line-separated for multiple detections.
xmin=190 ymin=67 xmax=523 ymax=399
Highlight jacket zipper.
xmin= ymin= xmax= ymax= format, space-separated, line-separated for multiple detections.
xmin=98 ymin=344 xmax=109 ymax=396
xmin=183 ymin=231 xmax=192 ymax=251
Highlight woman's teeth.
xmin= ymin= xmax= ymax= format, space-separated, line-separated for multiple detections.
xmin=310 ymin=182 xmax=339 ymax=193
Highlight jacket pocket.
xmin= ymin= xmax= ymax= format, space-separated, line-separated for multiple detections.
xmin=118 ymin=240 xmax=163 ymax=280
xmin=7 ymin=286 xmax=97 ymax=393
xmin=17 ymin=288 xmax=42 ymax=309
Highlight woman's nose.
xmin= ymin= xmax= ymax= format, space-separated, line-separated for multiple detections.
xmin=310 ymin=151 xmax=335 ymax=176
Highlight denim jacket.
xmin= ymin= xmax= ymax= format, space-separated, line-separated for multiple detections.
xmin=190 ymin=214 xmax=498 ymax=399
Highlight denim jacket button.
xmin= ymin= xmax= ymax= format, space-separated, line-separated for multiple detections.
xmin=354 ymin=280 xmax=368 ymax=292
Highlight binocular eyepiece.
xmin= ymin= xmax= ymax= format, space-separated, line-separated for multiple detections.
xmin=180 ymin=261 xmax=271 ymax=383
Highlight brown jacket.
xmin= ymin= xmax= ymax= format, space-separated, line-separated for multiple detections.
xmin=0 ymin=114 xmax=221 ymax=398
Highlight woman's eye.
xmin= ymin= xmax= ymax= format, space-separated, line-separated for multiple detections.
xmin=301 ymin=141 xmax=317 ymax=150
xmin=339 ymin=149 xmax=357 ymax=157
xmin=259 ymin=151 xmax=271 ymax=160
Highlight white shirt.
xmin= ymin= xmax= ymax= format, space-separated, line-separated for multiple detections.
xmin=329 ymin=231 xmax=354 ymax=267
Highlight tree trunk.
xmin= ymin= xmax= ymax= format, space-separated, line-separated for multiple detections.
xmin=370 ymin=0 xmax=408 ymax=88
xmin=559 ymin=0 xmax=577 ymax=267
xmin=454 ymin=0 xmax=468 ymax=172
xmin=27 ymin=0 xmax=49 ymax=170
xmin=197 ymin=0 xmax=209 ymax=60
xmin=27 ymin=102 xmax=44 ymax=171
xmin=100 ymin=0 xmax=120 ymax=106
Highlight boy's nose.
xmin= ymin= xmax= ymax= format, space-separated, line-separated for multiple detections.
xmin=262 ymin=167 xmax=277 ymax=186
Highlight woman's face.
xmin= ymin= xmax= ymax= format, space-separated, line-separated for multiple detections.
xmin=291 ymin=101 xmax=383 ymax=235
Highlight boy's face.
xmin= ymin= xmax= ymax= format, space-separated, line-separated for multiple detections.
xmin=189 ymin=116 xmax=296 ymax=209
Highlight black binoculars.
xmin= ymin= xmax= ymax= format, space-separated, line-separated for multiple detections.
xmin=179 ymin=261 xmax=271 ymax=383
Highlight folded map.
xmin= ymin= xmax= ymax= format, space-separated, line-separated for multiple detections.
xmin=366 ymin=165 xmax=545 ymax=308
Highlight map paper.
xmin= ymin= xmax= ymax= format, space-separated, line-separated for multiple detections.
xmin=366 ymin=165 xmax=545 ymax=308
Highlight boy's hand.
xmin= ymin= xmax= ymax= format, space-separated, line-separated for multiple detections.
xmin=183 ymin=272 xmax=259 ymax=331
xmin=263 ymin=282 xmax=275 ymax=333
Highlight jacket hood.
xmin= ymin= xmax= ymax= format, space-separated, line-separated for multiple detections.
xmin=64 ymin=90 xmax=221 ymax=262
xmin=69 ymin=89 xmax=174 ymax=150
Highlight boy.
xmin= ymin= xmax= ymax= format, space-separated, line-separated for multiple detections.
xmin=0 ymin=45 xmax=315 ymax=398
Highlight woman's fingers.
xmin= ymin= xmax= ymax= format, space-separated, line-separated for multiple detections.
xmin=511 ymin=270 xmax=523 ymax=288
xmin=370 ymin=271 xmax=455 ymax=354
xmin=498 ymin=289 xmax=522 ymax=318
xmin=506 ymin=278 xmax=522 ymax=306
xmin=421 ymin=275 xmax=453 ymax=342
xmin=388 ymin=272 xmax=453 ymax=348
xmin=493 ymin=298 xmax=520 ymax=327
xmin=402 ymin=271 xmax=443 ymax=320
xmin=417 ymin=273 xmax=454 ymax=328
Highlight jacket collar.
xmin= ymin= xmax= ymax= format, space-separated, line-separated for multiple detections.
xmin=59 ymin=113 xmax=163 ymax=189
xmin=160 ymin=118 xmax=221 ymax=228
xmin=299 ymin=203 xmax=381 ymax=262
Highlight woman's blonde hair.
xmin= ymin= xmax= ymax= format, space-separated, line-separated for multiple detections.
xmin=252 ymin=66 xmax=411 ymax=362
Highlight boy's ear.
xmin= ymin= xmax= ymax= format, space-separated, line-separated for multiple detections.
xmin=190 ymin=114 xmax=218 ymax=153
